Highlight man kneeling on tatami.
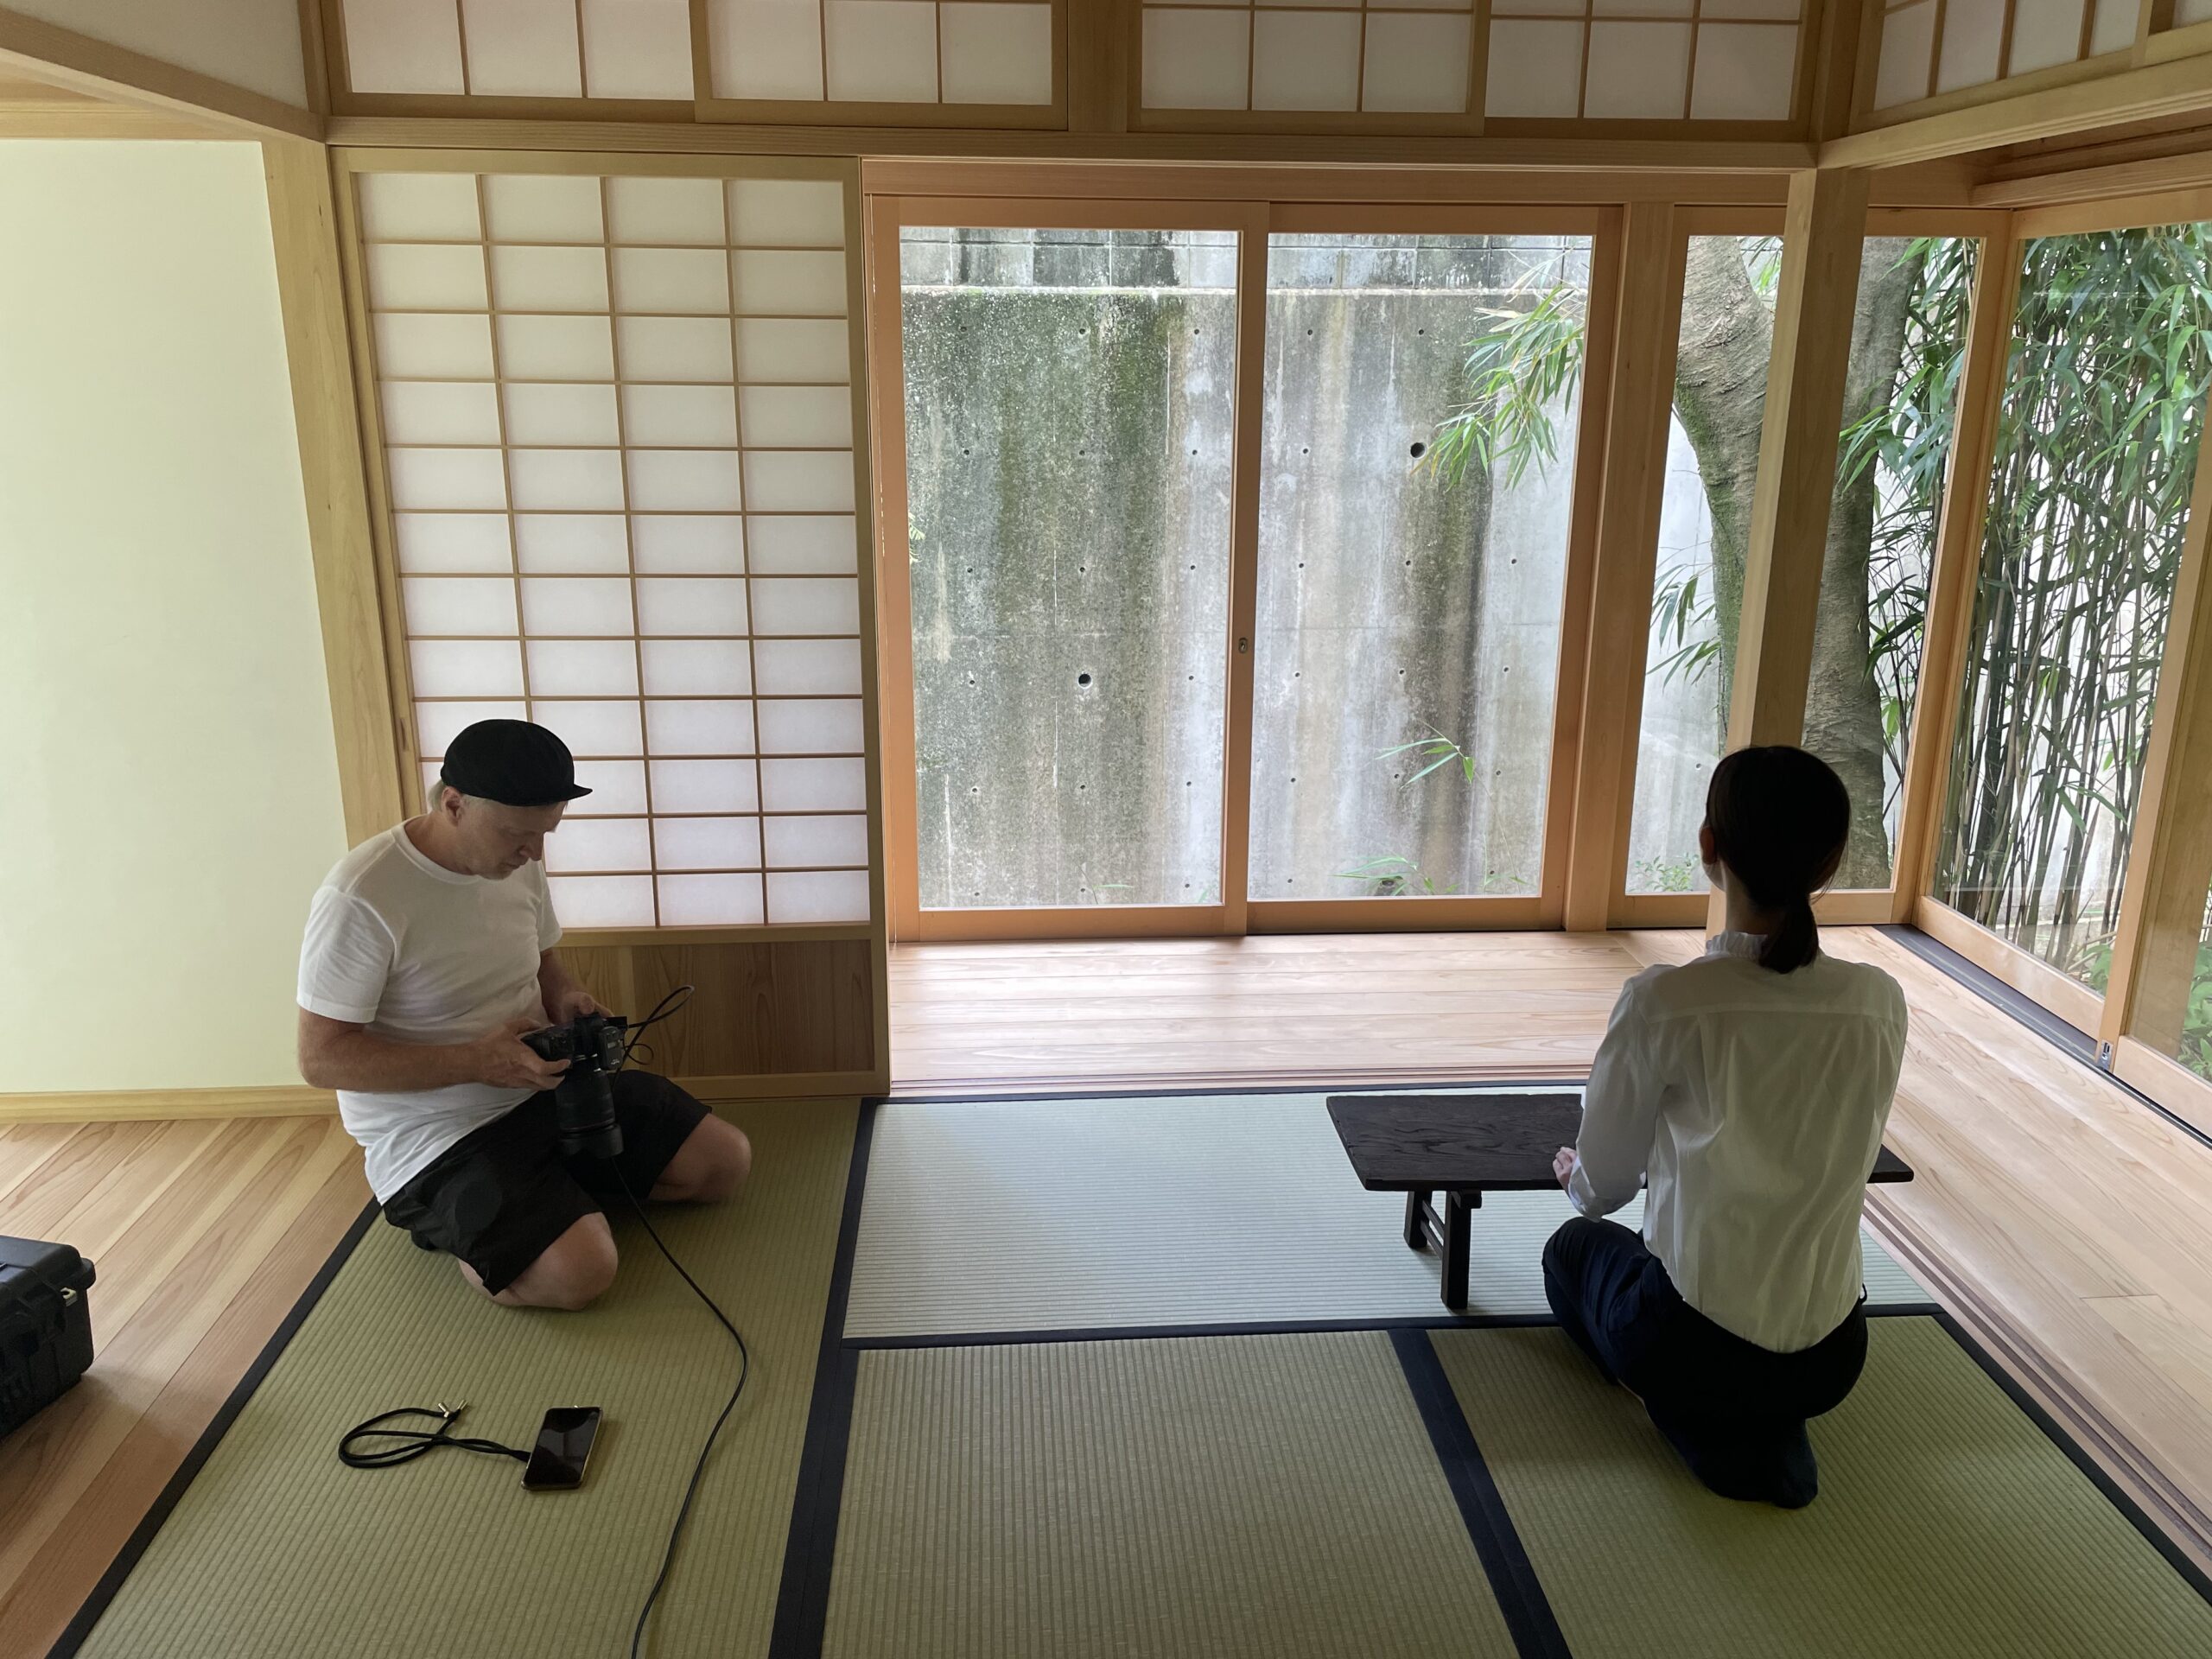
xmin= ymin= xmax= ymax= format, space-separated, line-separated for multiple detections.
xmin=296 ymin=719 xmax=750 ymax=1310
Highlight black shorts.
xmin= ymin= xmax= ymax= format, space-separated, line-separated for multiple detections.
xmin=382 ymin=1071 xmax=709 ymax=1295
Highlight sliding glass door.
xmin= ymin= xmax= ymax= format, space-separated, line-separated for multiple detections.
xmin=874 ymin=200 xmax=1606 ymax=940
xmin=1246 ymin=220 xmax=1597 ymax=922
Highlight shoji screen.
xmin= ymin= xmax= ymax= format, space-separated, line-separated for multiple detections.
xmin=336 ymin=0 xmax=696 ymax=100
xmin=1136 ymin=2 xmax=1481 ymax=122
xmin=1869 ymin=0 xmax=2137 ymax=113
xmin=1483 ymin=1 xmax=1804 ymax=123
xmin=343 ymin=156 xmax=875 ymax=934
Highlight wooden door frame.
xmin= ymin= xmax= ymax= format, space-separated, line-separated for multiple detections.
xmin=1612 ymin=203 xmax=2009 ymax=931
xmin=1897 ymin=188 xmax=2212 ymax=1108
xmin=868 ymin=189 xmax=1623 ymax=941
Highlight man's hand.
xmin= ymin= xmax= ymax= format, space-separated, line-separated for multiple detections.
xmin=472 ymin=1015 xmax=571 ymax=1091
xmin=547 ymin=986 xmax=604 ymax=1024
xmin=1554 ymin=1147 xmax=1579 ymax=1192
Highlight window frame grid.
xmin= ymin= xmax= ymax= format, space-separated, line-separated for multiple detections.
xmin=1482 ymin=0 xmax=1811 ymax=130
xmin=694 ymin=0 xmax=1071 ymax=129
xmin=1604 ymin=206 xmax=2005 ymax=932
xmin=1128 ymin=0 xmax=1492 ymax=136
xmin=870 ymin=195 xmax=1615 ymax=942
xmin=337 ymin=149 xmax=882 ymax=941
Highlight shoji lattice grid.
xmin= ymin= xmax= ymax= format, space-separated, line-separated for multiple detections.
xmin=1139 ymin=2 xmax=1479 ymax=117
xmin=357 ymin=167 xmax=871 ymax=930
xmin=703 ymin=0 xmax=1056 ymax=107
xmin=1484 ymin=1 xmax=1802 ymax=122
xmin=1871 ymin=0 xmax=2138 ymax=111
xmin=340 ymin=0 xmax=696 ymax=98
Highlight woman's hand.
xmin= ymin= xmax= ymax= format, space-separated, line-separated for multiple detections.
xmin=1553 ymin=1147 xmax=1578 ymax=1191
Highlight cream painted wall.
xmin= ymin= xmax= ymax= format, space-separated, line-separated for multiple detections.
xmin=6 ymin=0 xmax=309 ymax=106
xmin=0 ymin=142 xmax=348 ymax=1093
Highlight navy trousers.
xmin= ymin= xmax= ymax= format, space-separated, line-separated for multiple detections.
xmin=1541 ymin=1216 xmax=1867 ymax=1509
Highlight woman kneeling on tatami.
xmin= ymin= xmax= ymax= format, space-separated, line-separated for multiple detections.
xmin=1547 ymin=745 xmax=1907 ymax=1509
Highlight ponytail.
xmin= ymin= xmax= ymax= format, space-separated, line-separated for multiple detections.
xmin=1704 ymin=747 xmax=1851 ymax=975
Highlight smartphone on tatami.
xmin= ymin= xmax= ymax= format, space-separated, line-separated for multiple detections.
xmin=522 ymin=1407 xmax=602 ymax=1490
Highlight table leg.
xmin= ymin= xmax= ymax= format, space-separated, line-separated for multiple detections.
xmin=1441 ymin=1191 xmax=1472 ymax=1310
xmin=1403 ymin=1189 xmax=1431 ymax=1252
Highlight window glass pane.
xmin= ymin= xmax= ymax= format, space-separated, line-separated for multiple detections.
xmin=900 ymin=226 xmax=1236 ymax=910
xmin=2137 ymin=877 xmax=2212 ymax=1084
xmin=1249 ymin=231 xmax=1591 ymax=902
xmin=1802 ymin=235 xmax=1980 ymax=890
xmin=1935 ymin=225 xmax=2212 ymax=988
xmin=1626 ymin=233 xmax=1779 ymax=894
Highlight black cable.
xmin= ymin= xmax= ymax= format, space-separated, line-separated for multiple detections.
xmin=336 ymin=1403 xmax=529 ymax=1471
xmin=620 ymin=985 xmax=694 ymax=1056
xmin=610 ymin=1166 xmax=750 ymax=1659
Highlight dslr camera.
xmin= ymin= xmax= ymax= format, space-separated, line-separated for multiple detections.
xmin=523 ymin=1012 xmax=629 ymax=1160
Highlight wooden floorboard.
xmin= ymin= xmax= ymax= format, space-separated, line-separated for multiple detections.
xmin=3 ymin=925 xmax=2209 ymax=1656
xmin=0 ymin=1116 xmax=367 ymax=1659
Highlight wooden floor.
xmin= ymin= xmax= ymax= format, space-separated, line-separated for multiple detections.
xmin=3 ymin=925 xmax=2209 ymax=1656
xmin=0 ymin=1116 xmax=368 ymax=1659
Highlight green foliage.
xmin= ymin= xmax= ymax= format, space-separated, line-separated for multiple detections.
xmin=1422 ymin=270 xmax=1588 ymax=490
xmin=1332 ymin=855 xmax=1459 ymax=898
xmin=2184 ymin=941 xmax=2212 ymax=1082
xmin=1936 ymin=224 xmax=2212 ymax=980
xmin=1379 ymin=723 xmax=1479 ymax=787
xmin=1630 ymin=855 xmax=1703 ymax=894
xmin=1649 ymin=563 xmax=1721 ymax=686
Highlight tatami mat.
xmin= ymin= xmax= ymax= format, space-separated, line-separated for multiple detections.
xmin=72 ymin=1100 xmax=855 ymax=1659
xmin=1433 ymin=1317 xmax=2212 ymax=1659
xmin=845 ymin=1092 xmax=1926 ymax=1336
xmin=822 ymin=1330 xmax=1519 ymax=1659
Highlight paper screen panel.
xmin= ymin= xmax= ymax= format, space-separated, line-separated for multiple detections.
xmin=1484 ymin=2 xmax=1804 ymax=118
xmin=1139 ymin=1 xmax=1483 ymax=118
xmin=341 ymin=0 xmax=691 ymax=101
xmin=342 ymin=0 xmax=466 ymax=94
xmin=358 ymin=162 xmax=873 ymax=928
xmin=1871 ymin=0 xmax=2123 ymax=111
xmin=459 ymin=0 xmax=583 ymax=96
xmin=579 ymin=0 xmax=695 ymax=98
xmin=569 ymin=760 xmax=652 ymax=813
xmin=544 ymin=816 xmax=655 ymax=872
xmin=702 ymin=0 xmax=1056 ymax=108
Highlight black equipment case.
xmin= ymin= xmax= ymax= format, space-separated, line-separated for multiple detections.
xmin=0 ymin=1236 xmax=96 ymax=1437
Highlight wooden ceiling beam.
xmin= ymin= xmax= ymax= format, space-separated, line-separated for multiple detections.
xmin=1821 ymin=51 xmax=2212 ymax=169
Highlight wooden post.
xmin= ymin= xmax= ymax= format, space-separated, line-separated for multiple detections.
xmin=1561 ymin=202 xmax=1683 ymax=933
xmin=2098 ymin=381 xmax=2212 ymax=1056
xmin=1068 ymin=0 xmax=1130 ymax=133
xmin=1218 ymin=204 xmax=1271 ymax=936
xmin=1706 ymin=167 xmax=1868 ymax=931
xmin=262 ymin=137 xmax=404 ymax=847
xmin=1890 ymin=231 xmax=2021 ymax=919
xmin=1724 ymin=167 xmax=1872 ymax=753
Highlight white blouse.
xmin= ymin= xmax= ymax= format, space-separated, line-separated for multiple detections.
xmin=1566 ymin=931 xmax=1909 ymax=1353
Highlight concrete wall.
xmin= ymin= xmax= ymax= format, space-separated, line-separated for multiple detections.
xmin=900 ymin=229 xmax=1721 ymax=908
xmin=0 ymin=143 xmax=346 ymax=1094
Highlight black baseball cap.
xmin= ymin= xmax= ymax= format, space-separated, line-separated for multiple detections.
xmin=438 ymin=720 xmax=592 ymax=807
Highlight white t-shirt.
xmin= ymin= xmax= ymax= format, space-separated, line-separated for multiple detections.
xmin=1566 ymin=931 xmax=1908 ymax=1353
xmin=297 ymin=823 xmax=562 ymax=1201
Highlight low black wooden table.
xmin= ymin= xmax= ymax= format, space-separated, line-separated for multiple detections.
xmin=1325 ymin=1092 xmax=1916 ymax=1310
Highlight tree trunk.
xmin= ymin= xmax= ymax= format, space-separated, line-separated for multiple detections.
xmin=1671 ymin=237 xmax=1774 ymax=738
xmin=1673 ymin=237 xmax=1921 ymax=887
xmin=1805 ymin=241 xmax=1923 ymax=888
